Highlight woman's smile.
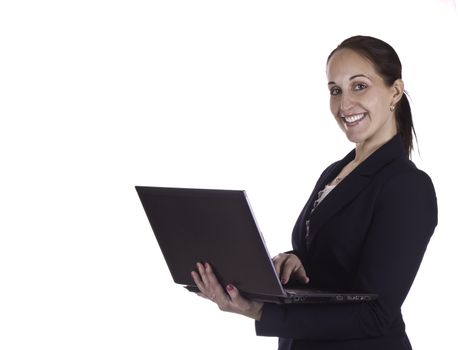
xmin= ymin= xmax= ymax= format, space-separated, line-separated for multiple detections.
xmin=340 ymin=112 xmax=368 ymax=126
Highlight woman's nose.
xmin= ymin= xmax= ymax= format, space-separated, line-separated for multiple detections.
xmin=340 ymin=92 xmax=355 ymax=113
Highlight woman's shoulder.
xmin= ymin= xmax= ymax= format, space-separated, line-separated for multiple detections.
xmin=382 ymin=157 xmax=434 ymax=186
xmin=376 ymin=157 xmax=437 ymax=203
xmin=375 ymin=158 xmax=438 ymax=227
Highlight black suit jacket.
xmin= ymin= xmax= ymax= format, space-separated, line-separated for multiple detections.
xmin=255 ymin=134 xmax=438 ymax=350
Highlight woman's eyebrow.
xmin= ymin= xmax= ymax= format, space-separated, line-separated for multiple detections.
xmin=328 ymin=74 xmax=371 ymax=86
xmin=350 ymin=74 xmax=370 ymax=80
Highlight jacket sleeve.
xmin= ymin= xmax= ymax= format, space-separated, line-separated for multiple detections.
xmin=255 ymin=170 xmax=438 ymax=340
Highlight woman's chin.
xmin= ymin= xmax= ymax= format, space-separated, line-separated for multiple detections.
xmin=344 ymin=132 xmax=365 ymax=144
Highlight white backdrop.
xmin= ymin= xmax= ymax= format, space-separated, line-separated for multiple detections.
xmin=1 ymin=1 xmax=457 ymax=349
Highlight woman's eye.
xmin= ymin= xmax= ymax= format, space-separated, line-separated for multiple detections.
xmin=354 ymin=83 xmax=367 ymax=91
xmin=330 ymin=87 xmax=341 ymax=96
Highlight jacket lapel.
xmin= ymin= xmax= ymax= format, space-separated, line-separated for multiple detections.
xmin=305 ymin=134 xmax=406 ymax=250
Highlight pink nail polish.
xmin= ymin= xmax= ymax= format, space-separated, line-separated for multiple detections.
xmin=226 ymin=284 xmax=234 ymax=292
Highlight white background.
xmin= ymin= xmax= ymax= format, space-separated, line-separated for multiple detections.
xmin=1 ymin=1 xmax=457 ymax=349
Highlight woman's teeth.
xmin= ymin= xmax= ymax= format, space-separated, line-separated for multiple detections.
xmin=343 ymin=113 xmax=366 ymax=123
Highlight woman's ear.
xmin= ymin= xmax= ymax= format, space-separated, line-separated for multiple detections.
xmin=392 ymin=79 xmax=404 ymax=105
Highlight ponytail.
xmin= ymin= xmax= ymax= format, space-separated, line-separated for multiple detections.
xmin=396 ymin=92 xmax=416 ymax=158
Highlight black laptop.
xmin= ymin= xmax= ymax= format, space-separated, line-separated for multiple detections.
xmin=135 ymin=186 xmax=377 ymax=304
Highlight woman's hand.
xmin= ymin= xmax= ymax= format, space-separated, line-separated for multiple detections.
xmin=191 ymin=262 xmax=264 ymax=321
xmin=272 ymin=253 xmax=310 ymax=285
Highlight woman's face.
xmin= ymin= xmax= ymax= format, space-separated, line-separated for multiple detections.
xmin=326 ymin=48 xmax=401 ymax=146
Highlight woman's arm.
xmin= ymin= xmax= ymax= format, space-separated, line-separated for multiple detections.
xmin=256 ymin=169 xmax=438 ymax=340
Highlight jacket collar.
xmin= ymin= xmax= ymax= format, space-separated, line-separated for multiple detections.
xmin=305 ymin=134 xmax=407 ymax=249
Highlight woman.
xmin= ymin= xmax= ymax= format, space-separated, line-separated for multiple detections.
xmin=191 ymin=35 xmax=438 ymax=350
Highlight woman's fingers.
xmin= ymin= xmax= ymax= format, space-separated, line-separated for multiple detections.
xmin=280 ymin=258 xmax=295 ymax=284
xmin=272 ymin=254 xmax=288 ymax=281
xmin=191 ymin=262 xmax=227 ymax=303
xmin=197 ymin=262 xmax=210 ymax=286
xmin=272 ymin=253 xmax=294 ymax=284
xmin=203 ymin=263 xmax=229 ymax=303
xmin=272 ymin=253 xmax=310 ymax=285
xmin=272 ymin=255 xmax=281 ymax=276
xmin=294 ymin=265 xmax=310 ymax=284
xmin=191 ymin=269 xmax=208 ymax=296
xmin=191 ymin=262 xmax=264 ymax=320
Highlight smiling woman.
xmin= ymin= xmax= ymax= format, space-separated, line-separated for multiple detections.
xmin=327 ymin=50 xmax=401 ymax=146
xmin=191 ymin=35 xmax=438 ymax=350
xmin=324 ymin=37 xmax=409 ymax=185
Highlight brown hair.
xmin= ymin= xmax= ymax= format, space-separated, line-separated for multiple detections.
xmin=327 ymin=35 xmax=416 ymax=157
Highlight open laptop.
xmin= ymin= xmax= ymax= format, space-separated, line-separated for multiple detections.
xmin=135 ymin=186 xmax=377 ymax=304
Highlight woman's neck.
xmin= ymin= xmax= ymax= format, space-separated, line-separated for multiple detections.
xmin=330 ymin=133 xmax=397 ymax=187
xmin=353 ymin=133 xmax=396 ymax=164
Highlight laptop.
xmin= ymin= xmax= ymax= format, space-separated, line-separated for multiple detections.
xmin=135 ymin=186 xmax=377 ymax=304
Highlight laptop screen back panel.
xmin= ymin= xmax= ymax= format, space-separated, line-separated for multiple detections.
xmin=136 ymin=186 xmax=285 ymax=298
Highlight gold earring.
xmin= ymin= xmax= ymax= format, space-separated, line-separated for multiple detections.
xmin=390 ymin=105 xmax=395 ymax=112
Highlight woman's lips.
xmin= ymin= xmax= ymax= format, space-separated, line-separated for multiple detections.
xmin=341 ymin=113 xmax=367 ymax=126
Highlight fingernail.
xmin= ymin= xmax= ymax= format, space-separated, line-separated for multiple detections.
xmin=281 ymin=278 xmax=287 ymax=284
xmin=205 ymin=262 xmax=209 ymax=269
xmin=226 ymin=284 xmax=234 ymax=292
